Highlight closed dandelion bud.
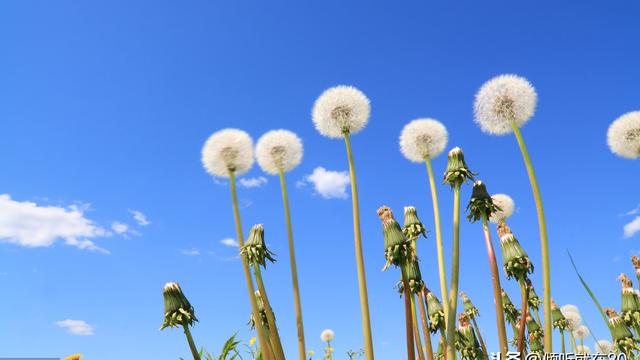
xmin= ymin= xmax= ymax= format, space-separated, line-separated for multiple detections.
xmin=443 ymin=147 xmax=475 ymax=187
xmin=605 ymin=308 xmax=639 ymax=354
xmin=551 ymin=300 xmax=568 ymax=331
xmin=526 ymin=312 xmax=544 ymax=340
xmin=497 ymin=222 xmax=533 ymax=281
xmin=160 ymin=282 xmax=198 ymax=330
xmin=249 ymin=291 xmax=270 ymax=330
xmin=460 ymin=292 xmax=480 ymax=319
xmin=466 ymin=181 xmax=499 ymax=223
xmin=501 ymin=289 xmax=520 ymax=325
xmin=457 ymin=313 xmax=482 ymax=360
xmin=402 ymin=206 xmax=427 ymax=241
xmin=528 ymin=333 xmax=544 ymax=358
xmin=404 ymin=258 xmax=425 ymax=294
xmin=378 ymin=206 xmax=413 ymax=271
xmin=618 ymin=273 xmax=640 ymax=327
xmin=240 ymin=224 xmax=276 ymax=268
xmin=426 ymin=288 xmax=445 ymax=333
xmin=527 ymin=279 xmax=541 ymax=310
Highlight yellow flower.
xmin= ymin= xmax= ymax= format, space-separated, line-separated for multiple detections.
xmin=327 ymin=348 xmax=334 ymax=352
xmin=325 ymin=354 xmax=331 ymax=359
xmin=249 ymin=337 xmax=256 ymax=346
xmin=64 ymin=355 xmax=81 ymax=360
xmin=308 ymin=350 xmax=315 ymax=355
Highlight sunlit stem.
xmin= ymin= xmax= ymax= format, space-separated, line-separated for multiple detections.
xmin=411 ymin=293 xmax=427 ymax=360
xmin=560 ymin=330 xmax=565 ymax=353
xmin=253 ymin=263 xmax=286 ymax=359
xmin=445 ymin=183 xmax=462 ymax=360
xmin=517 ymin=279 xmax=529 ymax=356
xmin=471 ymin=317 xmax=489 ymax=360
xmin=182 ymin=320 xmax=201 ymax=360
xmin=402 ymin=268 xmax=417 ymax=360
xmin=229 ymin=173 xmax=274 ymax=360
xmin=278 ymin=169 xmax=307 ymax=360
xmin=418 ymin=292 xmax=435 ymax=360
xmin=425 ymin=158 xmax=450 ymax=326
xmin=482 ymin=216 xmax=509 ymax=358
xmin=511 ymin=122 xmax=552 ymax=352
xmin=343 ymin=132 xmax=375 ymax=360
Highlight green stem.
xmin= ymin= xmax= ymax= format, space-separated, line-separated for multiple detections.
xmin=517 ymin=280 xmax=529 ymax=356
xmin=471 ymin=317 xmax=489 ymax=360
xmin=343 ymin=132 xmax=374 ymax=360
xmin=182 ymin=320 xmax=201 ymax=360
xmin=569 ymin=332 xmax=577 ymax=353
xmin=326 ymin=340 xmax=333 ymax=360
xmin=402 ymin=268 xmax=417 ymax=360
xmin=253 ymin=263 xmax=286 ymax=360
xmin=481 ymin=217 xmax=509 ymax=357
xmin=560 ymin=330 xmax=565 ymax=353
xmin=279 ymin=170 xmax=307 ymax=360
xmin=230 ymin=173 xmax=274 ymax=360
xmin=411 ymin=293 xmax=427 ymax=360
xmin=445 ymin=183 xmax=462 ymax=360
xmin=533 ymin=308 xmax=542 ymax=329
xmin=425 ymin=158 xmax=450 ymax=326
xmin=511 ymin=123 xmax=552 ymax=352
xmin=418 ymin=292 xmax=435 ymax=360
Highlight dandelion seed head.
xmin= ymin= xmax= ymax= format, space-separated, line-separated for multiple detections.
xmin=312 ymin=86 xmax=370 ymax=138
xmin=595 ymin=339 xmax=614 ymax=354
xmin=489 ymin=194 xmax=515 ymax=224
xmin=573 ymin=325 xmax=590 ymax=341
xmin=320 ymin=329 xmax=335 ymax=342
xmin=562 ymin=309 xmax=582 ymax=331
xmin=576 ymin=345 xmax=591 ymax=355
xmin=399 ymin=118 xmax=448 ymax=162
xmin=561 ymin=304 xmax=580 ymax=315
xmin=474 ymin=74 xmax=537 ymax=135
xmin=256 ymin=130 xmax=303 ymax=174
xmin=202 ymin=129 xmax=254 ymax=178
xmin=607 ymin=111 xmax=640 ymax=159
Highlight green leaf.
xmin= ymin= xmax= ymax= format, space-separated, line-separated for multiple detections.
xmin=567 ymin=250 xmax=609 ymax=328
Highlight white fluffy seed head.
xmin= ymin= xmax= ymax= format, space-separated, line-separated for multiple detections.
xmin=255 ymin=130 xmax=303 ymax=175
xmin=489 ymin=194 xmax=515 ymax=224
xmin=312 ymin=85 xmax=370 ymax=138
xmin=576 ymin=345 xmax=591 ymax=355
xmin=595 ymin=340 xmax=614 ymax=354
xmin=561 ymin=304 xmax=580 ymax=315
xmin=202 ymin=129 xmax=254 ymax=178
xmin=607 ymin=111 xmax=640 ymax=159
xmin=320 ymin=329 xmax=335 ymax=342
xmin=562 ymin=309 xmax=582 ymax=331
xmin=474 ymin=74 xmax=538 ymax=135
xmin=573 ymin=325 xmax=590 ymax=341
xmin=399 ymin=118 xmax=449 ymax=162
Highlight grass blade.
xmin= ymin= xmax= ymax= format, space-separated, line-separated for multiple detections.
xmin=567 ymin=250 xmax=608 ymax=327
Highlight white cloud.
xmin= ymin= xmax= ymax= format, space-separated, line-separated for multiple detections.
xmin=130 ymin=210 xmax=150 ymax=226
xmin=180 ymin=248 xmax=200 ymax=256
xmin=56 ymin=319 xmax=94 ymax=336
xmin=238 ymin=176 xmax=268 ymax=188
xmin=220 ymin=238 xmax=239 ymax=247
xmin=111 ymin=222 xmax=129 ymax=234
xmin=0 ymin=194 xmax=109 ymax=253
xmin=302 ymin=167 xmax=350 ymax=199
xmin=624 ymin=216 xmax=640 ymax=239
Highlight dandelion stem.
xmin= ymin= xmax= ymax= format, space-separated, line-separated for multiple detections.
xmin=511 ymin=123 xmax=552 ymax=352
xmin=411 ymin=293 xmax=427 ymax=360
xmin=425 ymin=158 xmax=450 ymax=325
xmin=560 ymin=330 xmax=565 ymax=353
xmin=343 ymin=132 xmax=374 ymax=360
xmin=445 ymin=184 xmax=462 ymax=360
xmin=517 ymin=280 xmax=529 ymax=356
xmin=230 ymin=173 xmax=274 ymax=360
xmin=279 ymin=169 xmax=307 ymax=360
xmin=471 ymin=317 xmax=489 ymax=360
xmin=402 ymin=268 xmax=417 ymax=360
xmin=481 ymin=216 xmax=509 ymax=357
xmin=418 ymin=292 xmax=435 ymax=360
xmin=182 ymin=320 xmax=201 ymax=360
xmin=253 ymin=263 xmax=286 ymax=359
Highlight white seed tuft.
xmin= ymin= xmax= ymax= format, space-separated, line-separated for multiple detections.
xmin=607 ymin=111 xmax=640 ymax=159
xmin=489 ymin=194 xmax=515 ymax=224
xmin=573 ymin=325 xmax=590 ymax=341
xmin=202 ymin=129 xmax=254 ymax=178
xmin=256 ymin=130 xmax=303 ymax=175
xmin=399 ymin=118 xmax=448 ymax=162
xmin=561 ymin=307 xmax=582 ymax=331
xmin=312 ymin=86 xmax=370 ymax=138
xmin=320 ymin=328 xmax=335 ymax=342
xmin=474 ymin=74 xmax=538 ymax=135
xmin=595 ymin=339 xmax=614 ymax=354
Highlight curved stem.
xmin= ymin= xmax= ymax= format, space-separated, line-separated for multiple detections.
xmin=343 ymin=133 xmax=374 ymax=360
xmin=230 ymin=173 xmax=274 ymax=360
xmin=182 ymin=321 xmax=201 ymax=360
xmin=471 ymin=317 xmax=488 ymax=360
xmin=411 ymin=293 xmax=427 ymax=360
xmin=511 ymin=123 xmax=552 ymax=352
xmin=425 ymin=159 xmax=450 ymax=325
xmin=279 ymin=170 xmax=307 ymax=360
xmin=253 ymin=263 xmax=286 ymax=359
xmin=517 ymin=280 xmax=529 ymax=356
xmin=445 ymin=184 xmax=461 ymax=360
xmin=402 ymin=268 xmax=417 ymax=360
xmin=482 ymin=217 xmax=509 ymax=357
xmin=418 ymin=292 xmax=435 ymax=360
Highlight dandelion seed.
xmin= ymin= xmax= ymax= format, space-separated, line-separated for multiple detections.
xmin=573 ymin=325 xmax=590 ymax=341
xmin=312 ymin=86 xmax=370 ymax=138
xmin=320 ymin=329 xmax=335 ymax=342
xmin=399 ymin=118 xmax=448 ymax=162
xmin=607 ymin=111 xmax=640 ymax=159
xmin=256 ymin=130 xmax=303 ymax=174
xmin=489 ymin=194 xmax=515 ymax=224
xmin=202 ymin=129 xmax=254 ymax=178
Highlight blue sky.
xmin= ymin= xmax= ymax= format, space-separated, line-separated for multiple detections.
xmin=1 ymin=1 xmax=639 ymax=359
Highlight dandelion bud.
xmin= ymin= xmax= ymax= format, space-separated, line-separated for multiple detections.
xmin=605 ymin=308 xmax=640 ymax=354
xmin=607 ymin=111 xmax=640 ymax=159
xmin=201 ymin=129 xmax=254 ymax=178
xmin=403 ymin=258 xmax=425 ymax=294
xmin=501 ymin=289 xmax=520 ymax=325
xmin=240 ymin=224 xmax=276 ymax=268
xmin=160 ymin=282 xmax=197 ymax=330
xmin=402 ymin=206 xmax=427 ymax=241
xmin=497 ymin=222 xmax=533 ymax=281
xmin=618 ymin=273 xmax=640 ymax=327
xmin=378 ymin=206 xmax=413 ymax=271
xmin=312 ymin=86 xmax=370 ymax=138
xmin=460 ymin=291 xmax=480 ymax=319
xmin=256 ymin=130 xmax=303 ymax=174
xmin=489 ymin=194 xmax=515 ymax=224
xmin=399 ymin=118 xmax=448 ymax=162
xmin=527 ymin=280 xmax=541 ymax=310
xmin=443 ymin=147 xmax=475 ymax=187
xmin=425 ymin=288 xmax=445 ymax=333
xmin=526 ymin=312 xmax=543 ymax=340
xmin=456 ymin=313 xmax=482 ymax=360
xmin=551 ymin=300 xmax=568 ymax=331
xmin=528 ymin=333 xmax=544 ymax=357
xmin=466 ymin=181 xmax=499 ymax=223
xmin=249 ymin=291 xmax=269 ymax=330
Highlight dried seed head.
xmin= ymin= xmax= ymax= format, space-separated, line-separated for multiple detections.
xmin=312 ymin=86 xmax=370 ymax=138
xmin=607 ymin=111 xmax=640 ymax=159
xmin=256 ymin=130 xmax=303 ymax=174
xmin=202 ymin=129 xmax=254 ymax=178
xmin=399 ymin=118 xmax=449 ymax=162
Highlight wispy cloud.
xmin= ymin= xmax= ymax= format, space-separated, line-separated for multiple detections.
xmin=624 ymin=216 xmax=640 ymax=239
xmin=129 ymin=210 xmax=151 ymax=226
xmin=239 ymin=176 xmax=268 ymax=188
xmin=111 ymin=221 xmax=140 ymax=238
xmin=299 ymin=167 xmax=350 ymax=199
xmin=180 ymin=248 xmax=201 ymax=256
xmin=0 ymin=194 xmax=109 ymax=253
xmin=56 ymin=319 xmax=95 ymax=336
xmin=220 ymin=238 xmax=239 ymax=247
